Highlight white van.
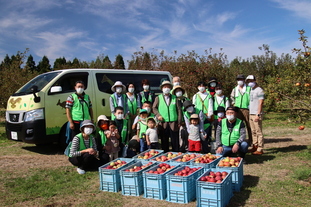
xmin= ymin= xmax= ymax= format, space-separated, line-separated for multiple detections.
xmin=5 ymin=69 xmax=172 ymax=146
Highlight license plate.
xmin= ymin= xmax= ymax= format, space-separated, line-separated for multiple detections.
xmin=11 ymin=132 xmax=18 ymax=140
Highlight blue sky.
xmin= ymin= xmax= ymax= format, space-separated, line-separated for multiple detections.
xmin=0 ymin=0 xmax=310 ymax=67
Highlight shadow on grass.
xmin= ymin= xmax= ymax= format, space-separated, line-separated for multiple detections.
xmin=228 ymin=175 xmax=260 ymax=206
xmin=265 ymin=137 xmax=293 ymax=143
xmin=245 ymin=154 xmax=275 ymax=164
xmin=266 ymin=145 xmax=307 ymax=154
xmin=22 ymin=144 xmax=63 ymax=155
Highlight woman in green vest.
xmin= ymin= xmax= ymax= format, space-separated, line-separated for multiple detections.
xmin=109 ymin=81 xmax=128 ymax=120
xmin=68 ymin=120 xmax=99 ymax=174
xmin=95 ymin=115 xmax=110 ymax=165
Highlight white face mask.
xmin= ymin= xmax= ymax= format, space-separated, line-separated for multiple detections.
xmin=248 ymin=82 xmax=256 ymax=88
xmin=227 ymin=114 xmax=235 ymax=121
xmin=76 ymin=88 xmax=84 ymax=94
xmin=210 ymin=82 xmax=216 ymax=87
xmin=237 ymin=81 xmax=244 ymax=86
xmin=116 ymin=87 xmax=123 ymax=93
xmin=186 ymin=106 xmax=194 ymax=113
xmin=217 ymin=112 xmax=224 ymax=118
xmin=143 ymin=85 xmax=149 ymax=90
xmin=198 ymin=86 xmax=205 ymax=93
xmin=128 ymin=88 xmax=134 ymax=93
xmin=84 ymin=127 xmax=93 ymax=135
xmin=173 ymin=82 xmax=180 ymax=86
xmin=116 ymin=113 xmax=124 ymax=120
xmin=175 ymin=91 xmax=183 ymax=97
xmin=162 ymin=88 xmax=171 ymax=95
xmin=215 ymin=90 xmax=222 ymax=95
xmin=143 ymin=107 xmax=151 ymax=114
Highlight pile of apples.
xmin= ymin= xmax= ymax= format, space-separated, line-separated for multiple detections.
xmin=154 ymin=152 xmax=183 ymax=162
xmin=137 ymin=149 xmax=160 ymax=159
xmin=199 ymin=171 xmax=229 ymax=183
xmin=104 ymin=160 xmax=127 ymax=169
xmin=146 ymin=163 xmax=175 ymax=174
xmin=124 ymin=162 xmax=154 ymax=172
xmin=218 ymin=157 xmax=241 ymax=167
xmin=174 ymin=153 xmax=201 ymax=162
xmin=173 ymin=166 xmax=202 ymax=176
xmin=193 ymin=153 xmax=220 ymax=164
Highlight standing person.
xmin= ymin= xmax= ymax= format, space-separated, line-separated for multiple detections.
xmin=230 ymin=75 xmax=252 ymax=145
xmin=110 ymin=81 xmax=128 ymax=120
xmin=171 ymin=76 xmax=188 ymax=97
xmin=95 ymin=115 xmax=110 ymax=165
xmin=192 ymin=81 xmax=213 ymax=153
xmin=68 ymin=120 xmax=99 ymax=174
xmin=112 ymin=106 xmax=128 ymax=157
xmin=216 ymin=107 xmax=248 ymax=161
xmin=126 ymin=83 xmax=139 ymax=137
xmin=137 ymin=79 xmax=155 ymax=108
xmin=213 ymin=84 xmax=230 ymax=119
xmin=207 ymin=77 xmax=218 ymax=97
xmin=105 ymin=121 xmax=121 ymax=161
xmin=246 ymin=75 xmax=265 ymax=155
xmin=188 ymin=114 xmax=207 ymax=153
xmin=145 ymin=117 xmax=160 ymax=149
xmin=66 ymin=80 xmax=93 ymax=142
xmin=153 ymin=80 xmax=182 ymax=152
xmin=136 ymin=109 xmax=149 ymax=152
xmin=132 ymin=101 xmax=155 ymax=134
xmin=172 ymin=85 xmax=189 ymax=110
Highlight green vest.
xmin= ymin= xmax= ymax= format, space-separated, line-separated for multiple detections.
xmin=98 ymin=130 xmax=107 ymax=146
xmin=213 ymin=96 xmax=229 ymax=119
xmin=71 ymin=93 xmax=91 ymax=121
xmin=138 ymin=121 xmax=148 ymax=138
xmin=69 ymin=133 xmax=93 ymax=157
xmin=195 ymin=93 xmax=212 ymax=114
xmin=140 ymin=91 xmax=153 ymax=103
xmin=127 ymin=96 xmax=138 ymax=115
xmin=221 ymin=118 xmax=242 ymax=146
xmin=158 ymin=94 xmax=178 ymax=122
xmin=115 ymin=119 xmax=128 ymax=144
xmin=234 ymin=86 xmax=251 ymax=109
xmin=110 ymin=93 xmax=127 ymax=119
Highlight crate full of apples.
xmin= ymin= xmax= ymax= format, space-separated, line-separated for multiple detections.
xmin=169 ymin=153 xmax=202 ymax=166
xmin=165 ymin=165 xmax=204 ymax=204
xmin=190 ymin=153 xmax=222 ymax=171
xmin=196 ymin=169 xmax=233 ymax=207
xmin=133 ymin=149 xmax=164 ymax=160
xmin=216 ymin=157 xmax=244 ymax=192
xmin=99 ymin=158 xmax=135 ymax=192
xmin=151 ymin=151 xmax=183 ymax=162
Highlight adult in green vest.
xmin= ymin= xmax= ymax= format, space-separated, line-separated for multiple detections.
xmin=213 ymin=84 xmax=230 ymax=119
xmin=68 ymin=120 xmax=99 ymax=174
xmin=215 ymin=107 xmax=248 ymax=161
xmin=230 ymin=74 xmax=252 ymax=146
xmin=66 ymin=80 xmax=93 ymax=142
xmin=192 ymin=81 xmax=213 ymax=153
xmin=137 ymin=79 xmax=155 ymax=108
xmin=153 ymin=80 xmax=182 ymax=152
xmin=109 ymin=81 xmax=129 ymax=120
xmin=112 ymin=106 xmax=128 ymax=157
xmin=95 ymin=115 xmax=110 ymax=165
xmin=126 ymin=82 xmax=139 ymax=138
xmin=172 ymin=85 xmax=189 ymax=112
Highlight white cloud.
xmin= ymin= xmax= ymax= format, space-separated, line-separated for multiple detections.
xmin=272 ymin=0 xmax=311 ymax=21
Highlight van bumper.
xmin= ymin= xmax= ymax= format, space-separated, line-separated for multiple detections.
xmin=5 ymin=119 xmax=51 ymax=144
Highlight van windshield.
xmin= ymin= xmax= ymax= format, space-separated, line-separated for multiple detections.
xmin=13 ymin=71 xmax=61 ymax=96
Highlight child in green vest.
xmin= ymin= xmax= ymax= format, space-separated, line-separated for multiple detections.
xmin=112 ymin=106 xmax=128 ymax=157
xmin=137 ymin=108 xmax=149 ymax=152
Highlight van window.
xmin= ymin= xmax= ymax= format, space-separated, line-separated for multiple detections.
xmin=49 ymin=72 xmax=89 ymax=94
xmin=95 ymin=73 xmax=169 ymax=94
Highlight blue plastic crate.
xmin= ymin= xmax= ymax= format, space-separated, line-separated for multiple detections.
xmin=142 ymin=163 xmax=179 ymax=200
xmin=216 ymin=157 xmax=244 ymax=192
xmin=190 ymin=154 xmax=222 ymax=171
xmin=120 ymin=160 xmax=157 ymax=196
xmin=99 ymin=158 xmax=135 ymax=192
xmin=151 ymin=151 xmax=184 ymax=162
xmin=165 ymin=165 xmax=204 ymax=203
xmin=196 ymin=169 xmax=233 ymax=207
xmin=133 ymin=149 xmax=164 ymax=161
xmin=169 ymin=152 xmax=202 ymax=166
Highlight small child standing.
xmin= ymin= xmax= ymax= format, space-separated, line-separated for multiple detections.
xmin=145 ymin=117 xmax=159 ymax=149
xmin=105 ymin=121 xmax=120 ymax=161
xmin=188 ymin=114 xmax=206 ymax=153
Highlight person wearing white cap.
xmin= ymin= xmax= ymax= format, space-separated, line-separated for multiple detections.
xmin=68 ymin=120 xmax=99 ymax=174
xmin=245 ymin=75 xmax=265 ymax=155
xmin=109 ymin=81 xmax=129 ymax=120
xmin=153 ymin=80 xmax=182 ymax=152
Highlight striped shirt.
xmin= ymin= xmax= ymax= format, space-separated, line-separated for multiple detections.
xmin=69 ymin=134 xmax=98 ymax=157
xmin=65 ymin=93 xmax=93 ymax=109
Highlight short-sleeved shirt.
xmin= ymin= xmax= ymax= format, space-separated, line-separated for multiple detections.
xmin=145 ymin=128 xmax=158 ymax=143
xmin=65 ymin=93 xmax=93 ymax=108
xmin=249 ymin=87 xmax=264 ymax=114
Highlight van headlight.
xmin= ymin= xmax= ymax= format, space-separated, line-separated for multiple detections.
xmin=24 ymin=109 xmax=44 ymax=122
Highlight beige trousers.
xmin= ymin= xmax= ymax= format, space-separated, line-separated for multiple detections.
xmin=237 ymin=108 xmax=252 ymax=144
xmin=249 ymin=114 xmax=264 ymax=151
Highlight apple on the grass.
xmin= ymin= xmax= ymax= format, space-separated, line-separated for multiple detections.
xmin=298 ymin=125 xmax=305 ymax=130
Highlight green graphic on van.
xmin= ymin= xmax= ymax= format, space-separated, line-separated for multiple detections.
xmin=57 ymin=99 xmax=66 ymax=109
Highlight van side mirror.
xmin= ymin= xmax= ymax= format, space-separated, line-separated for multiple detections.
xmin=30 ymin=85 xmax=40 ymax=103
xmin=50 ymin=86 xmax=63 ymax=93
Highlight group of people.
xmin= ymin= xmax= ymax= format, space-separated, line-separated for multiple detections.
xmin=64 ymin=75 xmax=264 ymax=174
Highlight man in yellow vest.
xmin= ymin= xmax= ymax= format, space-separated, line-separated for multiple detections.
xmin=216 ymin=107 xmax=248 ymax=161
xmin=153 ymin=80 xmax=182 ymax=152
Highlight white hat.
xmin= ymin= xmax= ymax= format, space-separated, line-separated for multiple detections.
xmin=111 ymin=81 xmax=126 ymax=92
xmin=97 ymin=115 xmax=109 ymax=126
xmin=160 ymin=80 xmax=173 ymax=89
xmin=245 ymin=75 xmax=256 ymax=81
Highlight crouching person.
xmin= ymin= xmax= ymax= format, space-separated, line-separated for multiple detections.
xmin=68 ymin=120 xmax=100 ymax=174
xmin=216 ymin=107 xmax=248 ymax=162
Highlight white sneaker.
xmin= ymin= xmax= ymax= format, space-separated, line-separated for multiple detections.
xmin=77 ymin=168 xmax=85 ymax=174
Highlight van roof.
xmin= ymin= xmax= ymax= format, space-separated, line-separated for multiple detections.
xmin=46 ymin=68 xmax=171 ymax=75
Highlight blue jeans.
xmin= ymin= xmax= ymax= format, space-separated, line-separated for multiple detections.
xmin=222 ymin=141 xmax=248 ymax=158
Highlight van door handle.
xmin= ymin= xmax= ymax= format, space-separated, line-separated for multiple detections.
xmin=102 ymin=99 xmax=105 ymax=106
